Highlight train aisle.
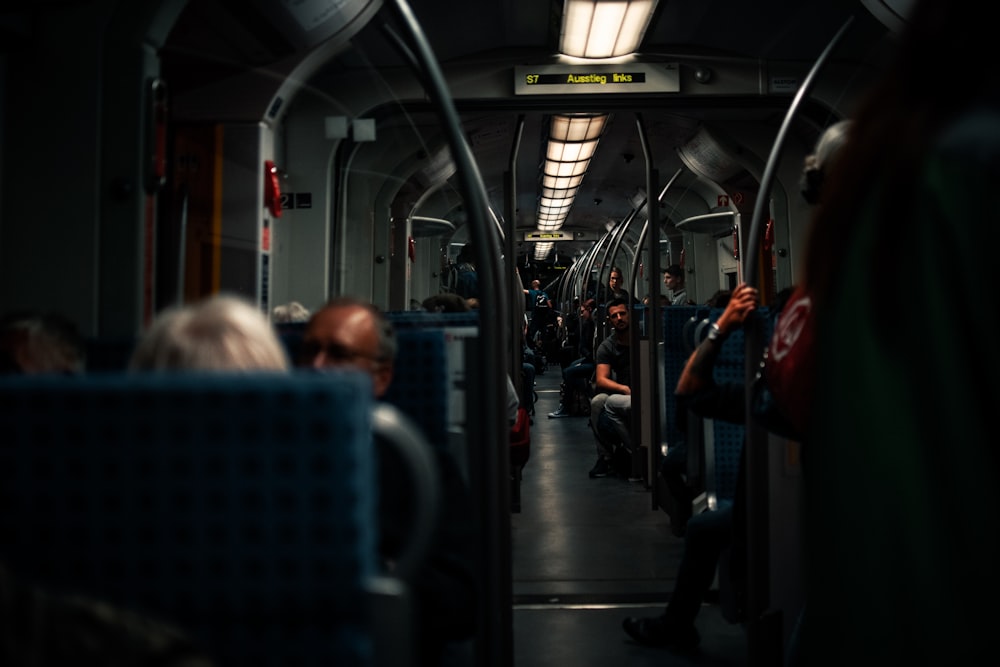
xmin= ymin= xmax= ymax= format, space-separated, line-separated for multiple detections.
xmin=511 ymin=366 xmax=746 ymax=667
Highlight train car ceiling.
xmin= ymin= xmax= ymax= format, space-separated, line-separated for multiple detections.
xmin=153 ymin=0 xmax=900 ymax=275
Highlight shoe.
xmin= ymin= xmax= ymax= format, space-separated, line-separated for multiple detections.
xmin=588 ymin=457 xmax=611 ymax=478
xmin=548 ymin=405 xmax=569 ymax=418
xmin=622 ymin=615 xmax=700 ymax=650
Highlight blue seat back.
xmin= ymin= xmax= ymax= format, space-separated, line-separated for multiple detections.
xmin=383 ymin=328 xmax=450 ymax=448
xmin=384 ymin=312 xmax=479 ymax=473
xmin=663 ymin=306 xmax=744 ymax=501
xmin=662 ymin=306 xmax=777 ymax=502
xmin=0 ymin=371 xmax=377 ymax=667
xmin=279 ymin=313 xmax=477 ymax=452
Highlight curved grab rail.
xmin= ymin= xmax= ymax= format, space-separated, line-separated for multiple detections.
xmin=740 ymin=16 xmax=855 ymax=662
xmin=381 ymin=4 xmax=510 ymax=664
xmin=371 ymin=403 xmax=442 ymax=581
xmin=743 ymin=16 xmax=855 ymax=284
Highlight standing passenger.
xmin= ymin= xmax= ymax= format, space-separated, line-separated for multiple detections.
xmin=453 ymin=244 xmax=478 ymax=300
xmin=523 ymin=279 xmax=553 ymax=344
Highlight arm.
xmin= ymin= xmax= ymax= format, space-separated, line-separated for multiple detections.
xmin=595 ymin=362 xmax=631 ymax=395
xmin=505 ymin=374 xmax=519 ymax=425
xmin=675 ymin=283 xmax=758 ymax=397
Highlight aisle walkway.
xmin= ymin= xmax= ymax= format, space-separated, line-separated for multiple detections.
xmin=510 ymin=366 xmax=746 ymax=667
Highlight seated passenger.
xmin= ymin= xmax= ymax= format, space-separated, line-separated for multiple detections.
xmin=597 ymin=266 xmax=630 ymax=305
xmin=3 ymin=294 xmax=283 ymax=667
xmin=422 ymin=292 xmax=520 ymax=422
xmin=548 ymin=298 xmax=596 ymax=418
xmin=588 ymin=297 xmax=632 ymax=478
xmin=128 ymin=294 xmax=289 ymax=371
xmin=300 ymin=297 xmax=478 ymax=667
xmin=660 ymin=288 xmax=733 ymax=536
xmin=0 ymin=561 xmax=215 ymax=667
xmin=0 ymin=310 xmax=85 ymax=375
xmin=271 ymin=300 xmax=311 ymax=324
xmin=422 ymin=292 xmax=470 ymax=314
xmin=663 ymin=265 xmax=689 ymax=305
xmin=622 ymin=283 xmax=759 ymax=650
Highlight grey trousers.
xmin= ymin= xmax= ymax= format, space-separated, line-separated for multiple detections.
xmin=590 ymin=392 xmax=631 ymax=458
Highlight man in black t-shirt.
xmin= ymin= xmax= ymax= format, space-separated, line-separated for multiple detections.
xmin=587 ymin=297 xmax=632 ymax=478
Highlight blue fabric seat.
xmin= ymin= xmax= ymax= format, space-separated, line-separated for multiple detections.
xmin=0 ymin=371 xmax=381 ymax=667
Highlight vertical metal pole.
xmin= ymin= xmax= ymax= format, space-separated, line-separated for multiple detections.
xmin=506 ymin=116 xmax=525 ymax=398
xmin=634 ymin=114 xmax=661 ymax=487
xmin=386 ymin=2 xmax=511 ymax=666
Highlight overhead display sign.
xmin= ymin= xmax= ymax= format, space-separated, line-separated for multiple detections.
xmin=514 ymin=63 xmax=679 ymax=95
xmin=523 ymin=231 xmax=575 ymax=242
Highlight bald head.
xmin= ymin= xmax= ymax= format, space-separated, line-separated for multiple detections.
xmin=300 ymin=297 xmax=396 ymax=397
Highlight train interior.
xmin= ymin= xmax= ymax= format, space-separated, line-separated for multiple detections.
xmin=0 ymin=1 xmax=915 ymax=666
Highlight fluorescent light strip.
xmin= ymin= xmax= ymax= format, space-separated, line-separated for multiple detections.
xmin=542 ymin=174 xmax=586 ymax=189
xmin=541 ymin=185 xmax=581 ymax=199
xmin=560 ymin=0 xmax=658 ymax=59
xmin=533 ymin=112 xmax=610 ymax=259
xmin=535 ymin=0 xmax=661 ymax=260
xmin=533 ymin=241 xmax=555 ymax=260
xmin=547 ymin=138 xmax=599 ymax=162
xmin=551 ymin=114 xmax=606 ymax=141
xmin=544 ymin=160 xmax=590 ymax=178
xmin=539 ymin=196 xmax=575 ymax=209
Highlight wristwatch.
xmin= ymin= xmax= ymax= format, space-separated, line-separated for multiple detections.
xmin=706 ymin=322 xmax=724 ymax=343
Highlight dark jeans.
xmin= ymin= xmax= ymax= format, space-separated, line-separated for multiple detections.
xmin=521 ymin=362 xmax=536 ymax=414
xmin=562 ymin=357 xmax=594 ymax=388
xmin=660 ymin=440 xmax=693 ymax=521
xmin=663 ymin=501 xmax=733 ymax=625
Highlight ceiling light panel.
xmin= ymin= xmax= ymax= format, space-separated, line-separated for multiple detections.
xmin=551 ymin=114 xmax=607 ymax=141
xmin=533 ymin=241 xmax=554 ymax=259
xmin=541 ymin=185 xmax=580 ymax=199
xmin=546 ymin=138 xmax=599 ymax=162
xmin=545 ymin=160 xmax=590 ymax=178
xmin=560 ymin=0 xmax=658 ymax=59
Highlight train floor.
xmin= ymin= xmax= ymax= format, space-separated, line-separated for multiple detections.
xmin=510 ymin=365 xmax=747 ymax=667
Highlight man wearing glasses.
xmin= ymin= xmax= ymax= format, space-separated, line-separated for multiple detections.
xmin=299 ymin=297 xmax=478 ymax=667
